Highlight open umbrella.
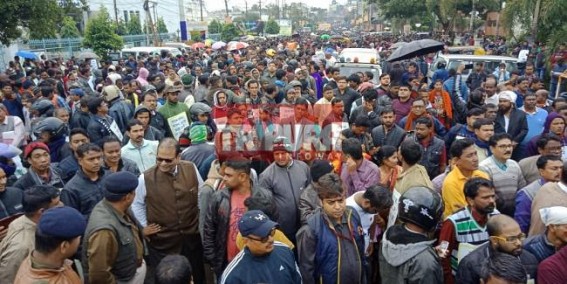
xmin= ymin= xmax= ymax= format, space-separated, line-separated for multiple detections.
xmin=204 ymin=39 xmax=213 ymax=47
xmin=226 ymin=41 xmax=248 ymax=51
xmin=15 ymin=51 xmax=37 ymax=60
xmin=78 ymin=51 xmax=100 ymax=60
xmin=320 ymin=34 xmax=330 ymax=41
xmin=192 ymin=42 xmax=205 ymax=49
xmin=389 ymin=41 xmax=407 ymax=50
xmin=211 ymin=41 xmax=226 ymax=50
xmin=386 ymin=39 xmax=444 ymax=62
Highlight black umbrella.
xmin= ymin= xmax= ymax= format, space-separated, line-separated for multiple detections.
xmin=386 ymin=39 xmax=444 ymax=62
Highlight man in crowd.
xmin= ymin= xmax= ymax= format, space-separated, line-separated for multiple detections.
xmin=220 ymin=210 xmax=302 ymax=284
xmin=141 ymin=86 xmax=167 ymax=132
xmin=440 ymin=177 xmax=499 ymax=284
xmin=529 ymin=161 xmax=567 ymax=236
xmin=371 ymin=107 xmax=406 ymax=150
xmin=297 ymin=173 xmax=366 ymax=284
xmin=493 ymin=91 xmax=528 ymax=160
xmin=340 ymin=138 xmax=379 ymax=197
xmin=84 ymin=172 xmax=146 ymax=283
xmin=131 ymin=105 xmax=164 ymax=142
xmin=456 ymin=215 xmax=538 ymax=284
xmin=515 ymin=155 xmax=563 ymax=233
xmin=299 ymin=160 xmax=335 ymax=224
xmin=524 ymin=206 xmax=567 ymax=263
xmin=445 ymin=108 xmax=485 ymax=149
xmin=101 ymin=136 xmax=140 ymax=175
xmin=0 ymin=185 xmax=62 ymax=283
xmin=58 ymin=128 xmax=90 ymax=183
xmin=519 ymin=134 xmax=563 ymax=184
xmin=87 ymin=96 xmax=119 ymax=145
xmin=259 ymin=137 xmax=310 ymax=241
xmin=61 ymin=143 xmax=108 ymax=218
xmin=479 ymin=133 xmax=527 ymax=217
xmin=13 ymin=206 xmax=86 ymax=283
xmin=472 ymin=118 xmax=495 ymax=163
xmin=14 ymin=142 xmax=65 ymax=190
xmin=379 ymin=186 xmax=444 ymax=283
xmin=132 ymin=138 xmax=205 ymax=283
xmin=121 ymin=119 xmax=159 ymax=172
xmin=413 ymin=116 xmax=447 ymax=179
xmin=203 ymin=156 xmax=271 ymax=279
xmin=442 ymin=139 xmax=489 ymax=218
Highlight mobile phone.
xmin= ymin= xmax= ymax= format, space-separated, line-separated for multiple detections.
xmin=440 ymin=241 xmax=449 ymax=251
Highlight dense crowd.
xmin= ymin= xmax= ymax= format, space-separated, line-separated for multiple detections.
xmin=0 ymin=33 xmax=566 ymax=284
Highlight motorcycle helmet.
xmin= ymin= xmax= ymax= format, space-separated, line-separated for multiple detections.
xmin=31 ymin=99 xmax=55 ymax=117
xmin=189 ymin=102 xmax=212 ymax=122
xmin=32 ymin=117 xmax=67 ymax=141
xmin=436 ymin=59 xmax=447 ymax=69
xmin=398 ymin=186 xmax=443 ymax=231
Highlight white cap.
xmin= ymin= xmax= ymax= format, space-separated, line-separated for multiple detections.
xmin=498 ymin=90 xmax=517 ymax=103
xmin=540 ymin=206 xmax=567 ymax=226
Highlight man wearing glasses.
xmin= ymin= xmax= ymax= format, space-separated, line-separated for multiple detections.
xmin=439 ymin=177 xmax=500 ymax=284
xmin=456 ymin=215 xmax=538 ymax=284
xmin=132 ymin=138 xmax=205 ymax=284
xmin=219 ymin=210 xmax=301 ymax=284
xmin=479 ymin=133 xmax=527 ymax=217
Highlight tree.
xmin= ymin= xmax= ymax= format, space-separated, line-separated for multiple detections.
xmin=127 ymin=14 xmax=143 ymax=35
xmin=208 ymin=20 xmax=223 ymax=34
xmin=82 ymin=6 xmax=123 ymax=59
xmin=0 ymin=0 xmax=64 ymax=43
xmin=221 ymin=23 xmax=240 ymax=42
xmin=60 ymin=16 xmax=81 ymax=38
xmin=502 ymin=0 xmax=567 ymax=49
xmin=265 ymin=19 xmax=280 ymax=34
xmin=157 ymin=17 xmax=168 ymax=33
xmin=115 ymin=20 xmax=127 ymax=36
xmin=60 ymin=0 xmax=87 ymax=32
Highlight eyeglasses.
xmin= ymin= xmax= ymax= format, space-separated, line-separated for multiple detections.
xmin=493 ymin=233 xmax=526 ymax=243
xmin=156 ymin=157 xmax=175 ymax=164
xmin=496 ymin=144 xmax=513 ymax=149
xmin=246 ymin=228 xmax=276 ymax=243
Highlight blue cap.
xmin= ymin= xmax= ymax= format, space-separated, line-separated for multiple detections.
xmin=70 ymin=88 xmax=85 ymax=97
xmin=38 ymin=207 xmax=86 ymax=238
xmin=104 ymin=171 xmax=139 ymax=198
xmin=238 ymin=210 xmax=278 ymax=238
xmin=325 ymin=48 xmax=334 ymax=54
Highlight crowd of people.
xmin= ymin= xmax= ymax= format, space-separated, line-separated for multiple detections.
xmin=0 ymin=32 xmax=566 ymax=284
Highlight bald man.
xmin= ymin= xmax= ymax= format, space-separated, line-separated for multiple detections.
xmin=456 ymin=215 xmax=538 ymax=284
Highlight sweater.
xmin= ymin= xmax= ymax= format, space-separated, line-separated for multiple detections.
xmin=479 ymin=157 xmax=527 ymax=216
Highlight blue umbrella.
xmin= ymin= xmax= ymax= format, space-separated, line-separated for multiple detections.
xmin=16 ymin=50 xmax=37 ymax=60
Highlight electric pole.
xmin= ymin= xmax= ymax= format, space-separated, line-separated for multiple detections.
xmin=200 ymin=0 xmax=204 ymax=21
xmin=259 ymin=0 xmax=262 ymax=20
xmin=113 ymin=0 xmax=119 ymax=23
xmin=144 ymin=0 xmax=160 ymax=46
xmin=179 ymin=0 xmax=187 ymax=41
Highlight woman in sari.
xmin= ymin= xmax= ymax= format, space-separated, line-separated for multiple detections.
xmin=375 ymin=145 xmax=403 ymax=191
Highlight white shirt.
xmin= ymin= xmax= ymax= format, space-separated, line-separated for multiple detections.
xmin=132 ymin=164 xmax=204 ymax=227
xmin=346 ymin=193 xmax=375 ymax=251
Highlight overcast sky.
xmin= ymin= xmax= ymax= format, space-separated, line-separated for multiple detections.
xmin=88 ymin=0 xmax=340 ymax=33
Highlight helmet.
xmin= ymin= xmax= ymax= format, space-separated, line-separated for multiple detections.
xmin=32 ymin=117 xmax=67 ymax=141
xmin=189 ymin=102 xmax=212 ymax=121
xmin=31 ymin=99 xmax=55 ymax=117
xmin=436 ymin=59 xmax=447 ymax=69
xmin=266 ymin=49 xmax=276 ymax=57
xmin=398 ymin=187 xmax=443 ymax=231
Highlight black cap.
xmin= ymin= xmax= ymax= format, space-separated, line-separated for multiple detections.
xmin=104 ymin=172 xmax=139 ymax=198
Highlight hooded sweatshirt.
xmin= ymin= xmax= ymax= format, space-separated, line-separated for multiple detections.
xmin=379 ymin=224 xmax=443 ymax=284
xmin=136 ymin=68 xmax=149 ymax=87
xmin=526 ymin=112 xmax=566 ymax=156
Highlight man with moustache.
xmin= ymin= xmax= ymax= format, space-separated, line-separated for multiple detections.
xmin=121 ymin=119 xmax=159 ymax=173
xmin=479 ymin=133 xmax=527 ymax=217
xmin=515 ymin=155 xmax=563 ymax=234
xmin=456 ymin=215 xmax=538 ymax=284
xmin=493 ymin=91 xmax=528 ymax=161
xmin=439 ymin=177 xmax=500 ymax=284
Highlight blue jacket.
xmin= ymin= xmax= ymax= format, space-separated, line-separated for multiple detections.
xmin=443 ymin=75 xmax=468 ymax=102
xmin=220 ymin=242 xmax=302 ymax=284
xmin=430 ymin=69 xmax=449 ymax=88
xmin=297 ymin=207 xmax=366 ymax=284
xmin=523 ymin=233 xmax=556 ymax=263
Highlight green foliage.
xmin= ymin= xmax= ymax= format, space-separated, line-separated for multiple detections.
xmin=60 ymin=0 xmax=87 ymax=32
xmin=221 ymin=23 xmax=240 ymax=42
xmin=0 ymin=0 xmax=64 ymax=43
xmin=265 ymin=19 xmax=280 ymax=34
xmin=157 ymin=17 xmax=168 ymax=33
xmin=208 ymin=20 xmax=223 ymax=34
xmin=502 ymin=0 xmax=567 ymax=49
xmin=378 ymin=0 xmax=428 ymax=19
xmin=82 ymin=6 xmax=123 ymax=59
xmin=60 ymin=16 xmax=81 ymax=38
xmin=115 ymin=20 xmax=127 ymax=36
xmin=191 ymin=32 xmax=201 ymax=42
xmin=127 ymin=14 xmax=143 ymax=35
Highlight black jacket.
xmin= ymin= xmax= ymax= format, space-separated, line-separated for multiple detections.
xmin=60 ymin=168 xmax=109 ymax=219
xmin=456 ymin=242 xmax=538 ymax=284
xmin=494 ymin=108 xmax=528 ymax=144
xmin=202 ymin=180 xmax=271 ymax=275
xmin=13 ymin=166 xmax=65 ymax=191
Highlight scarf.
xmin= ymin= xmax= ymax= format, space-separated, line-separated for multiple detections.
xmin=474 ymin=138 xmax=492 ymax=157
xmin=428 ymin=89 xmax=453 ymax=120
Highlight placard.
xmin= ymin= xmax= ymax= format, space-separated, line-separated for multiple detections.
xmin=109 ymin=121 xmax=123 ymax=141
xmin=167 ymin=112 xmax=190 ymax=141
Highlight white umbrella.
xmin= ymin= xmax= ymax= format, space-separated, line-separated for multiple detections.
xmin=212 ymin=41 xmax=226 ymax=50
